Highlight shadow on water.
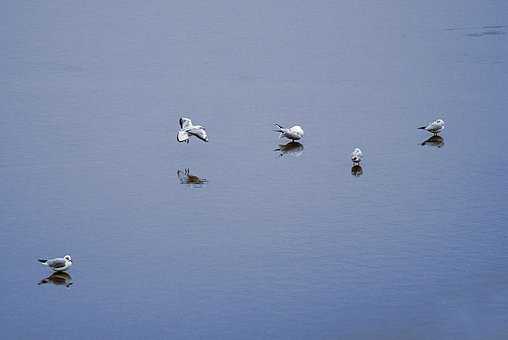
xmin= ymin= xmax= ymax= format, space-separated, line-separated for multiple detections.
xmin=38 ymin=272 xmax=73 ymax=287
xmin=467 ymin=30 xmax=506 ymax=37
xmin=274 ymin=142 xmax=304 ymax=158
xmin=177 ymin=169 xmax=207 ymax=187
xmin=421 ymin=135 xmax=445 ymax=148
xmin=444 ymin=25 xmax=506 ymax=37
xmin=351 ymin=164 xmax=363 ymax=177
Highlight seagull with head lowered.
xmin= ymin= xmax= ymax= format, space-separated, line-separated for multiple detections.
xmin=418 ymin=119 xmax=445 ymax=135
xmin=38 ymin=255 xmax=72 ymax=272
xmin=273 ymin=123 xmax=304 ymax=142
xmin=177 ymin=117 xmax=208 ymax=143
xmin=351 ymin=148 xmax=363 ymax=163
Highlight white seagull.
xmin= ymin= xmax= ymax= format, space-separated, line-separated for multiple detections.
xmin=418 ymin=119 xmax=445 ymax=135
xmin=273 ymin=123 xmax=304 ymax=141
xmin=177 ymin=117 xmax=208 ymax=143
xmin=38 ymin=255 xmax=72 ymax=272
xmin=351 ymin=148 xmax=363 ymax=163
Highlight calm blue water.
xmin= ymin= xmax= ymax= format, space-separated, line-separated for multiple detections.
xmin=1 ymin=1 xmax=507 ymax=339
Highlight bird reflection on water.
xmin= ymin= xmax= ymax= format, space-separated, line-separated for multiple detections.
xmin=177 ymin=169 xmax=208 ymax=187
xmin=38 ymin=272 xmax=73 ymax=287
xmin=421 ymin=135 xmax=445 ymax=148
xmin=351 ymin=164 xmax=363 ymax=177
xmin=274 ymin=142 xmax=304 ymax=157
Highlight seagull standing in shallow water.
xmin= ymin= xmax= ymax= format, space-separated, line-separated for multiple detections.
xmin=418 ymin=119 xmax=445 ymax=135
xmin=38 ymin=255 xmax=72 ymax=272
xmin=177 ymin=117 xmax=208 ymax=143
xmin=351 ymin=148 xmax=363 ymax=163
xmin=273 ymin=123 xmax=304 ymax=141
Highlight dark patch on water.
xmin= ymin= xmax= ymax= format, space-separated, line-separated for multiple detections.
xmin=466 ymin=30 xmax=506 ymax=37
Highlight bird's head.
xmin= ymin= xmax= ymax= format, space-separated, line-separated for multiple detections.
xmin=64 ymin=255 xmax=72 ymax=262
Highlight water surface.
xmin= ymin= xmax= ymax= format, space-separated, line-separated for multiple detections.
xmin=1 ymin=1 xmax=507 ymax=339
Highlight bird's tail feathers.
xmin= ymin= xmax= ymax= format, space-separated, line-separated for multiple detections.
xmin=418 ymin=126 xmax=426 ymax=129
xmin=38 ymin=259 xmax=48 ymax=264
xmin=273 ymin=123 xmax=284 ymax=132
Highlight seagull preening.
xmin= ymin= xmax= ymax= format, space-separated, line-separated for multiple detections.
xmin=418 ymin=119 xmax=445 ymax=135
xmin=273 ymin=123 xmax=304 ymax=142
xmin=177 ymin=117 xmax=208 ymax=143
xmin=38 ymin=255 xmax=72 ymax=272
xmin=351 ymin=148 xmax=363 ymax=164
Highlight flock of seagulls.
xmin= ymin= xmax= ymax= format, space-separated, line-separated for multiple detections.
xmin=38 ymin=117 xmax=445 ymax=281
xmin=174 ymin=116 xmax=445 ymax=164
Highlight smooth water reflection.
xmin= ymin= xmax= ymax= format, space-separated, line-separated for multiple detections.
xmin=38 ymin=272 xmax=73 ymax=288
xmin=274 ymin=142 xmax=304 ymax=157
xmin=421 ymin=135 xmax=445 ymax=148
xmin=351 ymin=164 xmax=363 ymax=177
xmin=177 ymin=169 xmax=208 ymax=187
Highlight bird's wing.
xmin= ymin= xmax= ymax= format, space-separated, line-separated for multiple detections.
xmin=177 ymin=130 xmax=189 ymax=142
xmin=188 ymin=128 xmax=208 ymax=142
xmin=47 ymin=258 xmax=67 ymax=268
xmin=179 ymin=117 xmax=192 ymax=129
xmin=427 ymin=120 xmax=442 ymax=131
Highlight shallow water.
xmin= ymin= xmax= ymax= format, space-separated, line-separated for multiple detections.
xmin=1 ymin=1 xmax=507 ymax=339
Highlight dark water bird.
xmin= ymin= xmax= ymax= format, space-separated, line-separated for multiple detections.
xmin=38 ymin=272 xmax=73 ymax=287
xmin=273 ymin=123 xmax=304 ymax=142
xmin=351 ymin=164 xmax=363 ymax=177
xmin=177 ymin=117 xmax=208 ymax=143
xmin=274 ymin=141 xmax=304 ymax=157
xmin=421 ymin=135 xmax=445 ymax=148
xmin=418 ymin=118 xmax=445 ymax=135
xmin=38 ymin=255 xmax=72 ymax=272
xmin=177 ymin=169 xmax=207 ymax=186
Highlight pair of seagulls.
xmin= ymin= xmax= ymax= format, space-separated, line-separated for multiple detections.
xmin=274 ymin=122 xmax=364 ymax=164
xmin=176 ymin=117 xmax=305 ymax=144
xmin=350 ymin=119 xmax=445 ymax=163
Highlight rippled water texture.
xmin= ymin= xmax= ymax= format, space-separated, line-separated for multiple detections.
xmin=1 ymin=1 xmax=507 ymax=339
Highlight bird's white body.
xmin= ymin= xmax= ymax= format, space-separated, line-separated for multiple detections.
xmin=177 ymin=117 xmax=208 ymax=143
xmin=273 ymin=124 xmax=304 ymax=141
xmin=351 ymin=148 xmax=363 ymax=163
xmin=420 ymin=119 xmax=445 ymax=134
xmin=39 ymin=255 xmax=72 ymax=272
